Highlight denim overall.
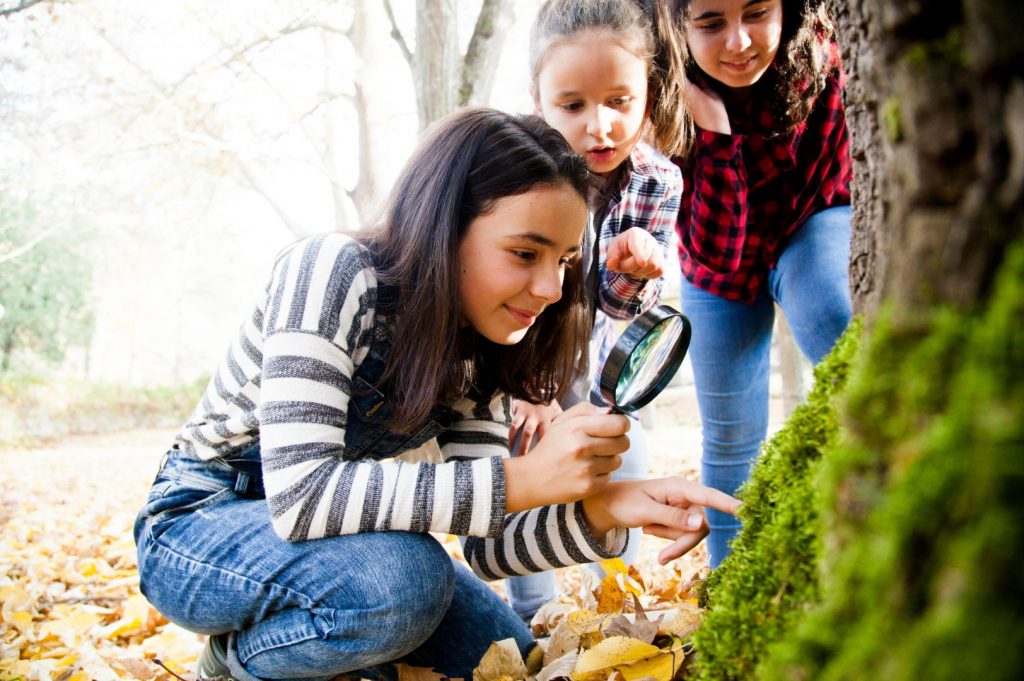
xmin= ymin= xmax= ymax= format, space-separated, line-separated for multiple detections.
xmin=133 ymin=285 xmax=531 ymax=681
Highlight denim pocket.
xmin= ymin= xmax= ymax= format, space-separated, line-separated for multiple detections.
xmin=140 ymin=452 xmax=237 ymax=537
xmin=144 ymin=486 xmax=234 ymax=543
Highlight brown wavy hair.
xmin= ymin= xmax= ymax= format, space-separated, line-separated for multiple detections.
xmin=673 ymin=0 xmax=838 ymax=137
xmin=530 ymin=0 xmax=691 ymax=157
xmin=361 ymin=108 xmax=593 ymax=431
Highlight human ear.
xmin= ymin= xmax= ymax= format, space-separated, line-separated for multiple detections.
xmin=530 ymin=85 xmax=542 ymax=114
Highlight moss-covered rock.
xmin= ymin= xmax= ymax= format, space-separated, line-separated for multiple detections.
xmin=691 ymin=242 xmax=1024 ymax=680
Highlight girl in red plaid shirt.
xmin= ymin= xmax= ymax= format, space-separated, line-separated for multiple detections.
xmin=505 ymin=0 xmax=691 ymax=621
xmin=672 ymin=0 xmax=853 ymax=567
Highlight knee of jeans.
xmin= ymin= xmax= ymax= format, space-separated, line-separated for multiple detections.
xmin=326 ymin=534 xmax=455 ymax=657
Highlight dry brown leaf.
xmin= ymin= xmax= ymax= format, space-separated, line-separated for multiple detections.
xmin=112 ymin=656 xmax=161 ymax=681
xmin=602 ymin=596 xmax=661 ymax=644
xmin=396 ymin=661 xmax=450 ymax=681
xmin=530 ymin=600 xmax=574 ymax=637
xmin=473 ymin=638 xmax=527 ymax=681
xmin=535 ymin=650 xmax=579 ymax=681
xmin=566 ymin=609 xmax=606 ymax=636
xmin=543 ymin=616 xmax=582 ymax=667
xmin=659 ymin=602 xmax=703 ymax=638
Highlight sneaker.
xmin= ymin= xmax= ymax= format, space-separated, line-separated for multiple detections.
xmin=196 ymin=633 xmax=236 ymax=681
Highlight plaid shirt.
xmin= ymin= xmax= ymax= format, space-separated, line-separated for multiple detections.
xmin=597 ymin=141 xmax=682 ymax=318
xmin=580 ymin=142 xmax=680 ymax=402
xmin=674 ymin=64 xmax=851 ymax=303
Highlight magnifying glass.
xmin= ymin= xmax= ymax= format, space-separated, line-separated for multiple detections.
xmin=599 ymin=305 xmax=691 ymax=413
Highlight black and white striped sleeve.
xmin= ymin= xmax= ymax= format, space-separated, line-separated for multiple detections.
xmin=462 ymin=502 xmax=628 ymax=581
xmin=258 ymin=234 xmax=506 ymax=542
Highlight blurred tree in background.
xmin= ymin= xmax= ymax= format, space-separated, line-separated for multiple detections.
xmin=0 ymin=199 xmax=94 ymax=375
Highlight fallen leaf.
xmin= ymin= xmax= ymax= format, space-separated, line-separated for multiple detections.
xmin=473 ymin=638 xmax=527 ymax=681
xmin=603 ymin=596 xmax=661 ymax=644
xmin=530 ymin=600 xmax=574 ymax=637
xmin=596 ymin=573 xmax=625 ymax=615
xmin=396 ymin=661 xmax=449 ymax=681
xmin=572 ymin=636 xmax=661 ymax=678
xmin=617 ymin=647 xmax=685 ymax=681
xmin=535 ymin=650 xmax=578 ymax=681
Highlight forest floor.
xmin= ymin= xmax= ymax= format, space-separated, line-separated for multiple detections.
xmin=0 ymin=385 xmax=786 ymax=680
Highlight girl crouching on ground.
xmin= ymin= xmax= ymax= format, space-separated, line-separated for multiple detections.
xmin=133 ymin=107 xmax=739 ymax=681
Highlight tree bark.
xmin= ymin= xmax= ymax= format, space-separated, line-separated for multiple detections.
xmin=837 ymin=0 xmax=1024 ymax=315
xmin=385 ymin=0 xmax=515 ymax=130
xmin=460 ymin=0 xmax=515 ymax=107
xmin=414 ymin=0 xmax=459 ymax=129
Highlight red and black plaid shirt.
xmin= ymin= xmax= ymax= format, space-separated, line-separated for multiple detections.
xmin=674 ymin=61 xmax=852 ymax=303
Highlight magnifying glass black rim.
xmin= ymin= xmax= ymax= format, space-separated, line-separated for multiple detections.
xmin=599 ymin=304 xmax=691 ymax=413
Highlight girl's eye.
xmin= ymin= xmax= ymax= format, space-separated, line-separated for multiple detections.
xmin=694 ymin=21 xmax=722 ymax=32
xmin=747 ymin=8 xmax=770 ymax=20
xmin=512 ymin=250 xmax=536 ymax=262
xmin=559 ymin=101 xmax=583 ymax=112
xmin=609 ymin=96 xmax=633 ymax=108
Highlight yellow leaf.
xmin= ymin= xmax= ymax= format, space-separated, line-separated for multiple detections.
xmin=600 ymin=558 xmax=629 ymax=576
xmin=617 ymin=649 xmax=685 ymax=681
xmin=596 ymin=573 xmax=625 ymax=614
xmin=572 ymin=636 xmax=661 ymax=678
xmin=3 ymin=610 xmax=33 ymax=634
xmin=139 ymin=624 xmax=205 ymax=672
xmin=473 ymin=638 xmax=527 ymax=681
xmin=39 ymin=606 xmax=104 ymax=645
xmin=97 ymin=594 xmax=152 ymax=639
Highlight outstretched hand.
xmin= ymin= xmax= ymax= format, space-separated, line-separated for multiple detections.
xmin=582 ymin=477 xmax=741 ymax=564
xmin=606 ymin=228 xmax=665 ymax=280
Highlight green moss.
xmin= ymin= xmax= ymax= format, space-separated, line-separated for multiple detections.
xmin=691 ymin=318 xmax=863 ymax=681
xmin=692 ymin=241 xmax=1024 ymax=680
xmin=882 ymin=97 xmax=903 ymax=145
xmin=903 ymin=27 xmax=966 ymax=71
xmin=760 ymin=241 xmax=1024 ymax=681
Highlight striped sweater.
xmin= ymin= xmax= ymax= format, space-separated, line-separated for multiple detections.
xmin=175 ymin=233 xmax=626 ymax=580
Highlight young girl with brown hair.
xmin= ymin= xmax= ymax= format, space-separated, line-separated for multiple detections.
xmin=133 ymin=107 xmax=739 ymax=681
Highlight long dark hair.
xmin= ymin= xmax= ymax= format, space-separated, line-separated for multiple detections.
xmin=530 ymin=0 xmax=691 ymax=157
xmin=362 ymin=108 xmax=592 ymax=431
xmin=674 ymin=0 xmax=837 ymax=135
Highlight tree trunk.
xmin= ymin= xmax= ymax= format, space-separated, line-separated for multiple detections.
xmin=836 ymin=0 xmax=1024 ymax=315
xmin=414 ymin=0 xmax=459 ymax=129
xmin=347 ymin=0 xmax=381 ymax=226
xmin=459 ymin=0 xmax=515 ymax=107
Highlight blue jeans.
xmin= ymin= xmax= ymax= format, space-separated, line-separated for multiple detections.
xmin=505 ymin=365 xmax=649 ymax=621
xmin=134 ymin=449 xmax=532 ymax=681
xmin=679 ymin=206 xmax=852 ymax=567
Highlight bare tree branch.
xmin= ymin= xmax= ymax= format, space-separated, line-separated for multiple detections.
xmin=382 ymin=0 xmax=413 ymax=67
xmin=234 ymin=163 xmax=308 ymax=238
xmin=0 ymin=224 xmax=58 ymax=265
xmin=0 ymin=0 xmax=50 ymax=19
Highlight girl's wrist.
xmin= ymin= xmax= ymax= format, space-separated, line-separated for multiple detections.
xmin=502 ymin=455 xmax=538 ymax=514
xmin=581 ymin=491 xmax=616 ymax=538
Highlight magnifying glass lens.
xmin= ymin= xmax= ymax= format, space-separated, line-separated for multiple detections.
xmin=599 ymin=304 xmax=691 ymax=413
xmin=614 ymin=317 xmax=685 ymax=406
